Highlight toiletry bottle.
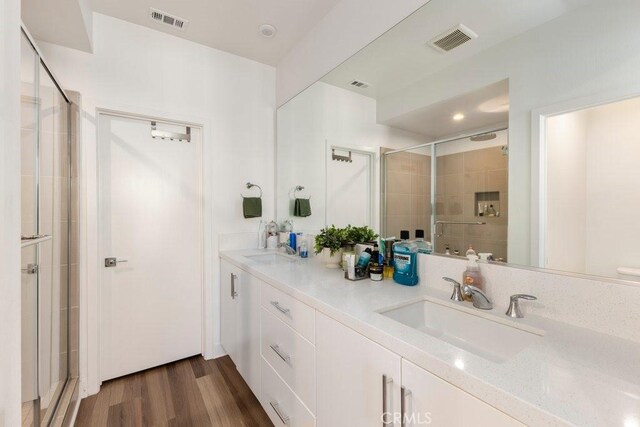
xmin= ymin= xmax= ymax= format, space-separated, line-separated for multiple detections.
xmin=372 ymin=243 xmax=380 ymax=264
xmin=465 ymin=245 xmax=476 ymax=257
xmin=414 ymin=229 xmax=433 ymax=254
xmin=300 ymin=239 xmax=308 ymax=258
xmin=393 ymin=231 xmax=419 ymax=286
xmin=462 ymin=255 xmax=484 ymax=301
xmin=445 ymin=245 xmax=451 ymax=255
xmin=487 ymin=204 xmax=496 ymax=217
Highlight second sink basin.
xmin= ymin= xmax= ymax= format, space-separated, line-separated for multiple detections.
xmin=246 ymin=253 xmax=297 ymax=264
xmin=380 ymin=299 xmax=542 ymax=363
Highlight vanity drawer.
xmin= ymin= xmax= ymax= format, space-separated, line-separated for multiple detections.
xmin=260 ymin=281 xmax=315 ymax=343
xmin=261 ymin=356 xmax=315 ymax=427
xmin=261 ymin=307 xmax=316 ymax=414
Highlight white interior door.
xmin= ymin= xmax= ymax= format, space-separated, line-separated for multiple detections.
xmin=98 ymin=113 xmax=202 ymax=381
xmin=326 ymin=148 xmax=372 ymax=227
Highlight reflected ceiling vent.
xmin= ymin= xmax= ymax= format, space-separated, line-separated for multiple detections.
xmin=149 ymin=8 xmax=189 ymax=31
xmin=349 ymin=79 xmax=370 ymax=89
xmin=428 ymin=24 xmax=477 ymax=53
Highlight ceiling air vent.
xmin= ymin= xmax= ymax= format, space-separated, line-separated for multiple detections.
xmin=149 ymin=8 xmax=188 ymax=31
xmin=349 ymin=80 xmax=370 ymax=89
xmin=428 ymin=24 xmax=477 ymax=53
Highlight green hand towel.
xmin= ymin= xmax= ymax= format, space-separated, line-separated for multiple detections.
xmin=243 ymin=197 xmax=262 ymax=218
xmin=294 ymin=198 xmax=311 ymax=217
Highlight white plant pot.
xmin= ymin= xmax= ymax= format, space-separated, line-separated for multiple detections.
xmin=321 ymin=248 xmax=343 ymax=269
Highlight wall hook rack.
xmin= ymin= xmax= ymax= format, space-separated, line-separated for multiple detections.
xmin=332 ymin=148 xmax=352 ymax=163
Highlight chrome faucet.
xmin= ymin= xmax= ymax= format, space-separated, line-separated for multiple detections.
xmin=463 ymin=285 xmax=492 ymax=310
xmin=443 ymin=277 xmax=464 ymax=301
xmin=505 ymin=294 xmax=537 ymax=318
xmin=442 ymin=277 xmax=492 ymax=310
xmin=278 ymin=243 xmax=297 ymax=255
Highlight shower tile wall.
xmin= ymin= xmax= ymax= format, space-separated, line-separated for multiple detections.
xmin=435 ymin=146 xmax=508 ymax=259
xmin=384 ymin=149 xmax=431 ymax=239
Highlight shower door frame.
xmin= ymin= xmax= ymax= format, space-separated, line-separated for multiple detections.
xmin=20 ymin=24 xmax=73 ymax=427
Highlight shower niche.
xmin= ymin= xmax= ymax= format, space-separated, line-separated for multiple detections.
xmin=475 ymin=191 xmax=501 ymax=217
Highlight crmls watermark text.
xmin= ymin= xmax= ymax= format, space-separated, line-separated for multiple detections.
xmin=382 ymin=412 xmax=432 ymax=425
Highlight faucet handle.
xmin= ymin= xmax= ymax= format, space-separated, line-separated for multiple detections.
xmin=506 ymin=294 xmax=537 ymax=318
xmin=443 ymin=277 xmax=464 ymax=302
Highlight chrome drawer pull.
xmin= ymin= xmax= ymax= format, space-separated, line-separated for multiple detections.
xmin=270 ymin=301 xmax=291 ymax=315
xmin=269 ymin=401 xmax=290 ymax=425
xmin=270 ymin=344 xmax=291 ymax=365
xmin=382 ymin=374 xmax=393 ymax=426
xmin=401 ymin=386 xmax=412 ymax=427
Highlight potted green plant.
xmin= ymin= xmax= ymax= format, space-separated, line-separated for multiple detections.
xmin=343 ymin=225 xmax=378 ymax=245
xmin=314 ymin=225 xmax=346 ymax=268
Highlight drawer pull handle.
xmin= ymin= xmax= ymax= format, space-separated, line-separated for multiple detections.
xmin=270 ymin=344 xmax=291 ymax=365
xmin=401 ymin=386 xmax=412 ymax=427
xmin=269 ymin=401 xmax=290 ymax=425
xmin=270 ymin=301 xmax=290 ymax=315
xmin=382 ymin=374 xmax=393 ymax=426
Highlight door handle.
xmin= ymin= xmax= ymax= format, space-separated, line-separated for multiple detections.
xmin=105 ymin=257 xmax=128 ymax=267
xmin=270 ymin=301 xmax=290 ymax=315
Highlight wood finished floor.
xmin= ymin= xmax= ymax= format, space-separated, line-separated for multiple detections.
xmin=75 ymin=356 xmax=273 ymax=427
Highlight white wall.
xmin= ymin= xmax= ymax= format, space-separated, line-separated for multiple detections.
xmin=37 ymin=13 xmax=276 ymax=395
xmin=276 ymin=81 xmax=427 ymax=233
xmin=276 ymin=0 xmax=428 ymax=106
xmin=0 ymin=0 xmax=22 ymax=424
xmin=546 ymin=97 xmax=640 ymax=279
xmin=376 ymin=0 xmax=640 ymax=266
xmin=545 ymin=111 xmax=588 ymax=273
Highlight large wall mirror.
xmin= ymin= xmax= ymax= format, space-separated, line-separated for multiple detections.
xmin=276 ymin=0 xmax=640 ymax=284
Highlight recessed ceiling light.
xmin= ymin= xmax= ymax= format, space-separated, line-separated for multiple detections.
xmin=453 ymin=113 xmax=465 ymax=121
xmin=259 ymin=24 xmax=277 ymax=38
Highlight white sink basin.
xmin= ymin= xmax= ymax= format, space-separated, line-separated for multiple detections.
xmin=380 ymin=299 xmax=541 ymax=363
xmin=246 ymin=253 xmax=297 ymax=264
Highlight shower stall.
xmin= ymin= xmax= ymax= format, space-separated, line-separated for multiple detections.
xmin=20 ymin=28 xmax=80 ymax=426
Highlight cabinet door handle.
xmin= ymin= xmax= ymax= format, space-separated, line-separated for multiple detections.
xmin=269 ymin=401 xmax=290 ymax=425
xmin=401 ymin=386 xmax=411 ymax=427
xmin=382 ymin=374 xmax=393 ymax=426
xmin=270 ymin=301 xmax=290 ymax=315
xmin=270 ymin=344 xmax=291 ymax=365
xmin=230 ymin=273 xmax=238 ymax=299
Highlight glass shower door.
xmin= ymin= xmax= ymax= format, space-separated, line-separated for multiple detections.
xmin=21 ymin=30 xmax=71 ymax=426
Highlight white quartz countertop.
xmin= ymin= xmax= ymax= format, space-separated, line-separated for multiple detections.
xmin=220 ymin=249 xmax=640 ymax=427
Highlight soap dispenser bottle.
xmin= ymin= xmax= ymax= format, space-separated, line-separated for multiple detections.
xmin=462 ymin=255 xmax=484 ymax=301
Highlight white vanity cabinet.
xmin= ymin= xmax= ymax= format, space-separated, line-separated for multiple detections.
xmin=220 ymin=259 xmax=261 ymax=397
xmin=220 ymin=257 xmax=526 ymax=427
xmin=316 ymin=312 xmax=402 ymax=427
xmin=401 ymin=359 xmax=523 ymax=427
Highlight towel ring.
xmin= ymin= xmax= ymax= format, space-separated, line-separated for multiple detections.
xmin=293 ymin=185 xmax=310 ymax=200
xmin=241 ymin=182 xmax=262 ymax=198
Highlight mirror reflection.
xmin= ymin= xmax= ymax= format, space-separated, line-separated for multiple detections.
xmin=276 ymin=0 xmax=640 ymax=283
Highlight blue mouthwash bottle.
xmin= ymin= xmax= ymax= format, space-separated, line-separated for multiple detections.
xmin=393 ymin=230 xmax=419 ymax=286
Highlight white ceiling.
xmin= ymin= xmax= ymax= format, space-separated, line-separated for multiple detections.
xmin=321 ymin=0 xmax=593 ymax=99
xmin=22 ymin=0 xmax=94 ymax=52
xmin=381 ymin=80 xmax=509 ymax=139
xmin=90 ymin=0 xmax=342 ymax=65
